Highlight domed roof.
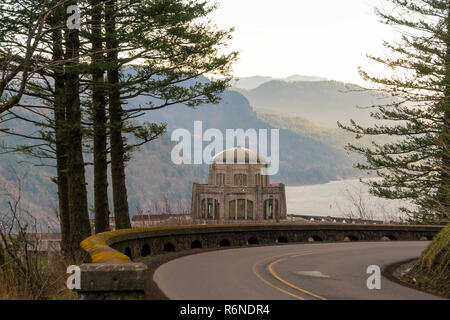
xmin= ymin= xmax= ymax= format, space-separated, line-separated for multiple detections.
xmin=211 ymin=147 xmax=266 ymax=164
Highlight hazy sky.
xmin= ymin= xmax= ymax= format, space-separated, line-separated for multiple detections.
xmin=210 ymin=0 xmax=398 ymax=85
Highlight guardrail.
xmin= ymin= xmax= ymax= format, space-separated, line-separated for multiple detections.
xmin=77 ymin=223 xmax=444 ymax=300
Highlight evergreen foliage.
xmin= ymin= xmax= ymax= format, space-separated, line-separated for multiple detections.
xmin=339 ymin=0 xmax=450 ymax=224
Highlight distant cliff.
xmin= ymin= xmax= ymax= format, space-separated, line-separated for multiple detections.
xmin=0 ymin=88 xmax=358 ymax=225
xmin=235 ymin=80 xmax=393 ymax=128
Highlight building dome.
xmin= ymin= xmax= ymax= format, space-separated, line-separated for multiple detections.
xmin=192 ymin=147 xmax=286 ymax=222
xmin=211 ymin=147 xmax=266 ymax=164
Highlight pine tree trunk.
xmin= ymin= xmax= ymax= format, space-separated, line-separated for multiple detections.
xmin=52 ymin=15 xmax=71 ymax=254
xmin=64 ymin=6 xmax=92 ymax=254
xmin=91 ymin=0 xmax=110 ymax=233
xmin=105 ymin=0 xmax=131 ymax=229
xmin=0 ymin=242 xmax=6 ymax=271
xmin=0 ymin=244 xmax=4 ymax=269
xmin=441 ymin=6 xmax=450 ymax=219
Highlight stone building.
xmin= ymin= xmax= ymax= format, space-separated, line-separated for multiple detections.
xmin=191 ymin=147 xmax=287 ymax=221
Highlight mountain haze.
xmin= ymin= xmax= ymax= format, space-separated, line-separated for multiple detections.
xmin=232 ymin=74 xmax=328 ymax=91
xmin=0 ymin=88 xmax=358 ymax=224
xmin=236 ymin=80 xmax=392 ymax=128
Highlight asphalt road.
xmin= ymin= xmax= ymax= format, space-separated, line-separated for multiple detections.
xmin=153 ymin=241 xmax=443 ymax=300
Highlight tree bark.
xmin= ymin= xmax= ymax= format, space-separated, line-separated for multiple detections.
xmin=0 ymin=244 xmax=4 ymax=269
xmin=105 ymin=0 xmax=131 ymax=229
xmin=51 ymin=9 xmax=71 ymax=254
xmin=440 ymin=5 xmax=450 ymax=220
xmin=64 ymin=3 xmax=92 ymax=254
xmin=91 ymin=0 xmax=110 ymax=233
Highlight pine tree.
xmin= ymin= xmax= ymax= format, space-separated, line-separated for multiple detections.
xmin=0 ymin=0 xmax=53 ymax=113
xmin=0 ymin=0 xmax=87 ymax=256
xmin=90 ymin=0 xmax=110 ymax=233
xmin=339 ymin=0 xmax=450 ymax=224
xmin=102 ymin=0 xmax=237 ymax=229
xmin=104 ymin=0 xmax=132 ymax=229
xmin=1 ymin=0 xmax=237 ymax=239
xmin=63 ymin=1 xmax=92 ymax=254
xmin=49 ymin=2 xmax=71 ymax=254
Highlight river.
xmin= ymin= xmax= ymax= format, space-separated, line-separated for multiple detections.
xmin=286 ymin=179 xmax=412 ymax=221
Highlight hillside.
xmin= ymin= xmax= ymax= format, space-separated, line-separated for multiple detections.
xmin=401 ymin=224 xmax=450 ymax=298
xmin=132 ymin=90 xmax=358 ymax=185
xmin=256 ymin=111 xmax=389 ymax=152
xmin=256 ymin=112 xmax=352 ymax=149
xmin=0 ymin=89 xmax=359 ymax=225
xmin=0 ymin=152 xmax=59 ymax=229
xmin=231 ymin=74 xmax=328 ymax=91
xmin=236 ymin=80 xmax=393 ymax=128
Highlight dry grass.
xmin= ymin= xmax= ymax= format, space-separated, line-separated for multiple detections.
xmin=0 ymin=251 xmax=76 ymax=300
xmin=0 ymin=169 xmax=77 ymax=300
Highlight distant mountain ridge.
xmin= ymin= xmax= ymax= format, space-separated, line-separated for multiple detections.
xmin=1 ymin=87 xmax=358 ymax=225
xmin=231 ymin=74 xmax=328 ymax=90
xmin=0 ymin=70 xmax=370 ymax=225
xmin=235 ymin=79 xmax=393 ymax=128
xmin=132 ymin=89 xmax=357 ymax=186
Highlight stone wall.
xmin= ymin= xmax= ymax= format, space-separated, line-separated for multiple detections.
xmin=78 ymin=224 xmax=443 ymax=300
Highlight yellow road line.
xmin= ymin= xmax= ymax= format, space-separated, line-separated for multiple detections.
xmin=252 ymin=260 xmax=307 ymax=300
xmin=252 ymin=244 xmax=399 ymax=300
xmin=268 ymin=254 xmax=327 ymax=300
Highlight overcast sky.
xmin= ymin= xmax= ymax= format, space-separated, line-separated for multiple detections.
xmin=210 ymin=0 xmax=398 ymax=85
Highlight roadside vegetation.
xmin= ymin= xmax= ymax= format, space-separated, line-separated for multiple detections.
xmin=400 ymin=224 xmax=449 ymax=298
xmin=337 ymin=0 xmax=449 ymax=296
xmin=339 ymin=0 xmax=450 ymax=225
xmin=0 ymin=251 xmax=75 ymax=300
xmin=0 ymin=172 xmax=75 ymax=300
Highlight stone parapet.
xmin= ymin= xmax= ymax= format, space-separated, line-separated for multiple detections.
xmin=78 ymin=224 xmax=445 ymax=300
xmin=77 ymin=263 xmax=147 ymax=300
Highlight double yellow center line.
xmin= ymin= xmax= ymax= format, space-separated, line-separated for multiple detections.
xmin=252 ymin=244 xmax=399 ymax=300
xmin=252 ymin=251 xmax=326 ymax=300
xmin=268 ymin=253 xmax=328 ymax=300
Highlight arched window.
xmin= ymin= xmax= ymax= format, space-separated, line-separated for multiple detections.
xmin=247 ymin=200 xmax=254 ymax=220
xmin=255 ymin=174 xmax=261 ymax=186
xmin=215 ymin=200 xmax=220 ymax=219
xmin=237 ymin=199 xmax=246 ymax=220
xmin=234 ymin=174 xmax=247 ymax=186
xmin=216 ymin=173 xmax=225 ymax=186
xmin=202 ymin=198 xmax=219 ymax=220
xmin=229 ymin=200 xmax=236 ymax=220
xmin=229 ymin=199 xmax=254 ymax=220
xmin=275 ymin=200 xmax=279 ymax=218
xmin=264 ymin=199 xmax=278 ymax=220
xmin=207 ymin=198 xmax=214 ymax=219
xmin=201 ymin=199 xmax=206 ymax=219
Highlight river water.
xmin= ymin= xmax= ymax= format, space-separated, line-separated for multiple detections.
xmin=286 ymin=179 xmax=412 ymax=221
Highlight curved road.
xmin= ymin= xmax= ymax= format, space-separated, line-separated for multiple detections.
xmin=154 ymin=241 xmax=443 ymax=300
